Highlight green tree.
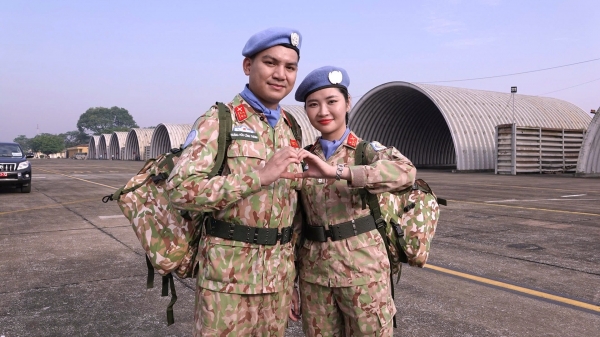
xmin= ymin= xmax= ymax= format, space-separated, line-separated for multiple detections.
xmin=13 ymin=135 xmax=31 ymax=151
xmin=60 ymin=130 xmax=90 ymax=148
xmin=77 ymin=106 xmax=138 ymax=135
xmin=30 ymin=133 xmax=65 ymax=155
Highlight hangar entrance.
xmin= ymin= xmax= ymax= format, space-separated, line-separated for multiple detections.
xmin=350 ymin=83 xmax=456 ymax=169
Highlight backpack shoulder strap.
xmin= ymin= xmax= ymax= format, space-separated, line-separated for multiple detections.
xmin=356 ymin=139 xmax=398 ymax=328
xmin=281 ymin=109 xmax=302 ymax=145
xmin=208 ymin=102 xmax=233 ymax=178
xmin=355 ymin=140 xmax=382 ymax=221
xmin=304 ymin=140 xmax=318 ymax=152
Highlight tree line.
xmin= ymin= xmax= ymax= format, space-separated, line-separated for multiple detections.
xmin=13 ymin=106 xmax=138 ymax=156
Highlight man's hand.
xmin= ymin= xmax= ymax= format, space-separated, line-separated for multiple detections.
xmin=289 ymin=286 xmax=301 ymax=321
xmin=258 ymin=147 xmax=301 ymax=186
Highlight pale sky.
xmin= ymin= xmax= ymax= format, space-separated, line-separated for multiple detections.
xmin=1 ymin=0 xmax=598 ymax=141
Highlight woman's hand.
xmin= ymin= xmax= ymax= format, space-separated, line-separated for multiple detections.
xmin=280 ymin=149 xmax=335 ymax=179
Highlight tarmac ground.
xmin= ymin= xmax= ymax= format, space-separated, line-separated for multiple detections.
xmin=0 ymin=159 xmax=599 ymax=336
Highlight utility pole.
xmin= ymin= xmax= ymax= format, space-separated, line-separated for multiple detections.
xmin=511 ymin=86 xmax=517 ymax=125
xmin=510 ymin=86 xmax=517 ymax=176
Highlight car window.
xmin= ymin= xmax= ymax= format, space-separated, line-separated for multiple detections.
xmin=0 ymin=144 xmax=23 ymax=157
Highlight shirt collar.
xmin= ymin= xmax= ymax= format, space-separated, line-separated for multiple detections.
xmin=239 ymin=85 xmax=281 ymax=128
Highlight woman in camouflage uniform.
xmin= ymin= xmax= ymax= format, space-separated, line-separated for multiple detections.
xmin=291 ymin=66 xmax=417 ymax=336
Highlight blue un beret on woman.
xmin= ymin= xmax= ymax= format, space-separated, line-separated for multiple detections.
xmin=242 ymin=27 xmax=302 ymax=58
xmin=295 ymin=66 xmax=350 ymax=102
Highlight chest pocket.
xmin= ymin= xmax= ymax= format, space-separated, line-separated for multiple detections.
xmin=226 ymin=140 xmax=267 ymax=173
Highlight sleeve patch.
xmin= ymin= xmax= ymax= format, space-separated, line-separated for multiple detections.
xmin=370 ymin=141 xmax=387 ymax=151
xmin=182 ymin=130 xmax=197 ymax=148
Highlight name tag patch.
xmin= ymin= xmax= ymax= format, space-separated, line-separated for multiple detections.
xmin=230 ymin=124 xmax=259 ymax=141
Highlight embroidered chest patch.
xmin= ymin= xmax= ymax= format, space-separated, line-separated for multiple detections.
xmin=230 ymin=124 xmax=259 ymax=142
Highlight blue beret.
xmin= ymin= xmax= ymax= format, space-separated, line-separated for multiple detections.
xmin=295 ymin=66 xmax=350 ymax=102
xmin=242 ymin=27 xmax=302 ymax=58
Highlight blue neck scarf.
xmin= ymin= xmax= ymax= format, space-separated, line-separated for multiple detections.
xmin=240 ymin=85 xmax=281 ymax=128
xmin=319 ymin=128 xmax=351 ymax=160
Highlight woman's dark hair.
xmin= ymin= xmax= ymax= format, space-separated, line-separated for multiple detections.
xmin=337 ymin=87 xmax=350 ymax=125
xmin=336 ymin=87 xmax=350 ymax=103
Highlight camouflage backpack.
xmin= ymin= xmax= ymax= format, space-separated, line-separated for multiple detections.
xmin=102 ymin=102 xmax=302 ymax=325
xmin=354 ymin=141 xmax=447 ymax=273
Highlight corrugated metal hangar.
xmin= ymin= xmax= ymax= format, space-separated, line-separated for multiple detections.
xmin=150 ymin=124 xmax=193 ymax=158
xmin=88 ymin=105 xmax=320 ymax=160
xmin=87 ymin=84 xmax=593 ymax=176
xmin=88 ymin=135 xmax=101 ymax=159
xmin=109 ymin=132 xmax=128 ymax=160
xmin=350 ymin=82 xmax=592 ymax=171
xmin=576 ymin=111 xmax=600 ymax=176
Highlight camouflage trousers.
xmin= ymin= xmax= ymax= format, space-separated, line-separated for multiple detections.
xmin=193 ymin=285 xmax=293 ymax=337
xmin=299 ymin=278 xmax=396 ymax=337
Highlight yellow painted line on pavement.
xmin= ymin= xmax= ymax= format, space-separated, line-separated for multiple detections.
xmin=0 ymin=198 xmax=100 ymax=216
xmin=426 ymin=264 xmax=600 ymax=312
xmin=449 ymin=199 xmax=600 ymax=217
xmin=37 ymin=168 xmax=118 ymax=189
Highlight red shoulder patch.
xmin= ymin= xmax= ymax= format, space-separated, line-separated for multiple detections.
xmin=347 ymin=133 xmax=358 ymax=148
xmin=290 ymin=139 xmax=299 ymax=148
xmin=234 ymin=105 xmax=247 ymax=121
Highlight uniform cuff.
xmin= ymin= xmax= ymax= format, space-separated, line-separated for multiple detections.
xmin=348 ymin=166 xmax=366 ymax=187
xmin=240 ymin=171 xmax=262 ymax=199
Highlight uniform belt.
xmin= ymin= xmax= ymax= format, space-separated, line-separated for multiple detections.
xmin=304 ymin=215 xmax=377 ymax=242
xmin=205 ymin=217 xmax=292 ymax=245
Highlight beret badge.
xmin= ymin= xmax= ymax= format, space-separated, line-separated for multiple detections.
xmin=328 ymin=70 xmax=343 ymax=85
xmin=290 ymin=32 xmax=300 ymax=47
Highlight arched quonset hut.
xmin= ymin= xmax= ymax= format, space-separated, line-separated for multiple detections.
xmin=87 ymin=135 xmax=101 ymax=159
xmin=109 ymin=132 xmax=128 ymax=160
xmin=350 ymin=82 xmax=591 ymax=171
xmin=282 ymin=105 xmax=320 ymax=147
xmin=125 ymin=128 xmax=155 ymax=160
xmin=150 ymin=124 xmax=193 ymax=158
xmin=576 ymin=111 xmax=600 ymax=177
xmin=97 ymin=134 xmax=112 ymax=160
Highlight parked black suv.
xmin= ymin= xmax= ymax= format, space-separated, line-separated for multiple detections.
xmin=0 ymin=142 xmax=33 ymax=193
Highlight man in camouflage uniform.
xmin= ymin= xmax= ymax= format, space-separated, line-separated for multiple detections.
xmin=292 ymin=66 xmax=417 ymax=336
xmin=166 ymin=27 xmax=304 ymax=337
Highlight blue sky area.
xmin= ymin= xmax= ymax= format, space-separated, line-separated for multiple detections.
xmin=1 ymin=0 xmax=598 ymax=141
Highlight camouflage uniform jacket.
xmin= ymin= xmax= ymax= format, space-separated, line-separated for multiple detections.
xmin=299 ymin=131 xmax=416 ymax=287
xmin=166 ymin=94 xmax=302 ymax=295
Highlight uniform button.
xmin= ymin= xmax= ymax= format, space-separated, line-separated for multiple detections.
xmin=260 ymin=116 xmax=265 ymax=121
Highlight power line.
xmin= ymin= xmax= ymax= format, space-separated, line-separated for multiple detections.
xmin=417 ymin=57 xmax=600 ymax=84
xmin=536 ymin=76 xmax=600 ymax=96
